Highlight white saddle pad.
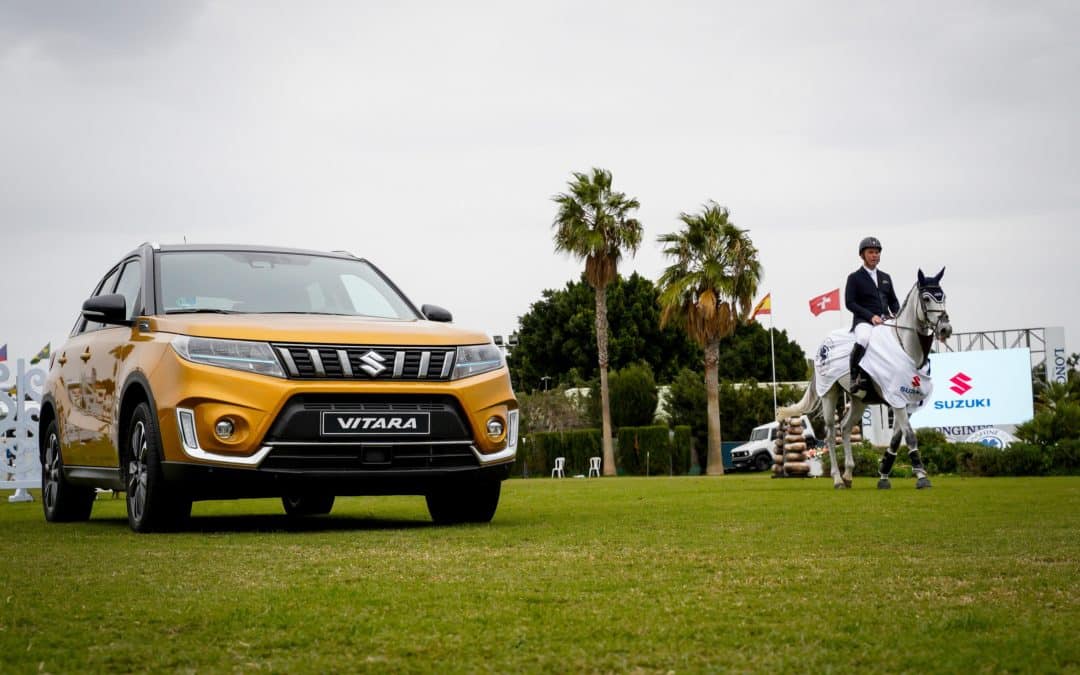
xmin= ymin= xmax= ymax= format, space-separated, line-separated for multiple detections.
xmin=813 ymin=326 xmax=932 ymax=414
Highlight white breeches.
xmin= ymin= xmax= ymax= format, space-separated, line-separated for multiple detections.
xmin=853 ymin=322 xmax=873 ymax=347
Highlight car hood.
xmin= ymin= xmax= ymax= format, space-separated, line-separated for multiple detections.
xmin=148 ymin=314 xmax=491 ymax=346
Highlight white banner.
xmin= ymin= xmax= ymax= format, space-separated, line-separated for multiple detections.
xmin=1044 ymin=326 xmax=1067 ymax=386
xmin=912 ymin=348 xmax=1034 ymax=428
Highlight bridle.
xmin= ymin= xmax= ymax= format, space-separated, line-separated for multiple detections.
xmin=883 ymin=284 xmax=949 ymax=334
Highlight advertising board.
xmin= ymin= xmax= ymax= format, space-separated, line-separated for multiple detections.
xmin=912 ymin=348 xmax=1034 ymax=428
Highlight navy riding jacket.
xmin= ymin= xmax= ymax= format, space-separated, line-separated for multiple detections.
xmin=845 ymin=267 xmax=900 ymax=330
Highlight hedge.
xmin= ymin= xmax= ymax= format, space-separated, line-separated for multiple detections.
xmin=519 ymin=429 xmax=602 ymax=477
xmin=616 ymin=425 xmax=674 ymax=476
xmin=672 ymin=426 xmax=692 ymax=475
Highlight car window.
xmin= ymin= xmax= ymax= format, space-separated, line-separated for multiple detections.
xmin=114 ymin=260 xmax=142 ymax=320
xmin=158 ymin=251 xmax=418 ymax=319
xmin=78 ymin=265 xmax=123 ymax=334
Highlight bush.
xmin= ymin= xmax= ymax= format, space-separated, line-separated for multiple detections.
xmin=1050 ymin=439 xmax=1080 ymax=474
xmin=1000 ymin=442 xmax=1051 ymax=476
xmin=820 ymin=442 xmax=884 ymax=477
xmin=672 ymin=426 xmax=692 ymax=475
xmin=916 ymin=428 xmax=957 ymax=474
xmin=564 ymin=428 xmax=602 ymax=475
xmin=615 ymin=425 xmax=672 ymax=476
xmin=666 ymin=369 xmax=707 ymax=468
xmin=516 ymin=388 xmax=588 ymax=434
xmin=520 ymin=429 xmax=602 ymax=477
xmin=609 ymin=363 xmax=659 ymax=428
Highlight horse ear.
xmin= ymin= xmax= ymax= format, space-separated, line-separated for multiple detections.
xmin=935 ymin=267 xmax=945 ymax=282
xmin=918 ymin=269 xmax=926 ymax=285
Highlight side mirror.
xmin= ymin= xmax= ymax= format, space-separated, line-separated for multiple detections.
xmin=421 ymin=304 xmax=453 ymax=322
xmin=82 ymin=294 xmax=130 ymax=326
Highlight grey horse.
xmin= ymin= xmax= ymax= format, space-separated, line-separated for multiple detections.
xmin=778 ymin=268 xmax=952 ymax=489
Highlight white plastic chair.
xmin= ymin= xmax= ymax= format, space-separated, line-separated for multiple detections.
xmin=551 ymin=457 xmax=566 ymax=478
xmin=588 ymin=456 xmax=601 ymax=477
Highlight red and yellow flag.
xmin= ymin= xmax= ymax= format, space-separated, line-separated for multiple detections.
xmin=751 ymin=293 xmax=771 ymax=319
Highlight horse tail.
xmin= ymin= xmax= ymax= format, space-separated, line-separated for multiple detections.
xmin=776 ymin=366 xmax=822 ymax=423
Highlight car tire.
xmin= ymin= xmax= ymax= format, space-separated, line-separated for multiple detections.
xmin=282 ymin=494 xmax=335 ymax=517
xmin=124 ymin=402 xmax=192 ymax=533
xmin=755 ymin=453 xmax=773 ymax=472
xmin=425 ymin=480 xmax=501 ymax=525
xmin=41 ymin=420 xmax=96 ymax=522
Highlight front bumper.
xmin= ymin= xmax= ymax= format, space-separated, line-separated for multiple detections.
xmin=149 ymin=349 xmax=518 ymax=472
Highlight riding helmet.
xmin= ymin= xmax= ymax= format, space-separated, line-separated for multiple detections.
xmin=858 ymin=236 xmax=882 ymax=255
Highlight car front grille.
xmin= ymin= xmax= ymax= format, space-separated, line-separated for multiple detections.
xmin=273 ymin=344 xmax=455 ymax=380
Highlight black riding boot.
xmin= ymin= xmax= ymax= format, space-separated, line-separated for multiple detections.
xmin=850 ymin=343 xmax=868 ymax=398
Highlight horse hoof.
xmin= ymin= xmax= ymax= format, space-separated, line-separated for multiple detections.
xmin=877 ymin=478 xmax=892 ymax=490
xmin=916 ymin=477 xmax=932 ymax=489
xmin=843 ymin=479 xmax=853 ymax=488
xmin=834 ymin=483 xmax=847 ymax=490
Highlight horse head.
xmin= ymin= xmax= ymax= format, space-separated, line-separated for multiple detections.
xmin=916 ymin=267 xmax=952 ymax=340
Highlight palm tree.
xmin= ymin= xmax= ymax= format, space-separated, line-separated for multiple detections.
xmin=552 ymin=168 xmax=643 ymax=476
xmin=656 ymin=202 xmax=762 ymax=475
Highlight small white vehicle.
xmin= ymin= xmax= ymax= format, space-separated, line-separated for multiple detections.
xmin=730 ymin=415 xmax=817 ymax=472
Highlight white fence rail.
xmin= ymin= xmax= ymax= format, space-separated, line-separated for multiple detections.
xmin=1 ymin=358 xmax=45 ymax=502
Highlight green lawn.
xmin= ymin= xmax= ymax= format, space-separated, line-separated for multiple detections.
xmin=1 ymin=475 xmax=1077 ymax=673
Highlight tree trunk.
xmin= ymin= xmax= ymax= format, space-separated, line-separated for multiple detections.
xmin=704 ymin=339 xmax=725 ymax=475
xmin=595 ymin=287 xmax=616 ymax=476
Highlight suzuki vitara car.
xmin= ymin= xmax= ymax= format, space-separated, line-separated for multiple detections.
xmin=39 ymin=244 xmax=518 ymax=531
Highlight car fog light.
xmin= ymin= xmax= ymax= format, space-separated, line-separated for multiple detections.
xmin=486 ymin=418 xmax=504 ymax=439
xmin=215 ymin=418 xmax=235 ymax=440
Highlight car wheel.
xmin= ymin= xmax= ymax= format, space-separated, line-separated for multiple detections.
xmin=755 ymin=453 xmax=773 ymax=472
xmin=41 ymin=420 xmax=96 ymax=522
xmin=282 ymin=494 xmax=335 ymax=516
xmin=125 ymin=402 xmax=192 ymax=533
xmin=425 ymin=480 xmax=501 ymax=525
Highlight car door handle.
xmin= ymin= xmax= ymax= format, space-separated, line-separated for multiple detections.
xmin=80 ymin=350 xmax=92 ymax=362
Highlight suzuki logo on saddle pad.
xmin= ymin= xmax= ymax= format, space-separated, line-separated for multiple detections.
xmin=321 ymin=411 xmax=430 ymax=436
xmin=949 ymin=372 xmax=972 ymax=395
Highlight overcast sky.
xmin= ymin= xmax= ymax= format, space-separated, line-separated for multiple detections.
xmin=2 ymin=1 xmax=1078 ymax=374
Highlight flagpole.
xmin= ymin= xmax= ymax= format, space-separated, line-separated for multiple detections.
xmin=769 ymin=309 xmax=778 ymax=419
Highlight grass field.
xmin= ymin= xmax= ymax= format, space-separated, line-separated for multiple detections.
xmin=1 ymin=475 xmax=1078 ymax=673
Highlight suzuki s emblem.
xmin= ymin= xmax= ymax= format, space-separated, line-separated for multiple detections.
xmin=949 ymin=372 xmax=972 ymax=395
xmin=359 ymin=350 xmax=387 ymax=376
xmin=911 ymin=375 xmax=921 ymax=388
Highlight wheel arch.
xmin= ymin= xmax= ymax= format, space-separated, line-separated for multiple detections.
xmin=118 ymin=372 xmax=160 ymax=456
xmin=38 ymin=395 xmax=56 ymax=464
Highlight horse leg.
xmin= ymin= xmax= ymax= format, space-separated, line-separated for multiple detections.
xmin=821 ymin=394 xmax=844 ymax=489
xmin=840 ymin=398 xmax=865 ymax=488
xmin=895 ymin=409 xmax=932 ymax=489
xmin=878 ymin=425 xmax=902 ymax=489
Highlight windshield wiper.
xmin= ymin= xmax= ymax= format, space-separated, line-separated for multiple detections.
xmin=166 ymin=309 xmax=243 ymax=315
xmin=256 ymin=311 xmax=355 ymax=316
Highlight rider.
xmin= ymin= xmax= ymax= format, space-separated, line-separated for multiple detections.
xmin=845 ymin=236 xmax=900 ymax=398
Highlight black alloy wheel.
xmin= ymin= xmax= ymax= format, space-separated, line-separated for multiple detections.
xmin=125 ymin=402 xmax=191 ymax=532
xmin=41 ymin=420 xmax=95 ymax=522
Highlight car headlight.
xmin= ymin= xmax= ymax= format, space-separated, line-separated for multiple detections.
xmin=452 ymin=342 xmax=505 ymax=380
xmin=171 ymin=336 xmax=285 ymax=378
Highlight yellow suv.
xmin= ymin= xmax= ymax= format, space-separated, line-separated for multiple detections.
xmin=39 ymin=244 xmax=518 ymax=531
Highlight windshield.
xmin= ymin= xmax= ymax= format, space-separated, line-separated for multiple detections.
xmin=158 ymin=251 xmax=418 ymax=319
xmin=749 ymin=427 xmax=771 ymax=441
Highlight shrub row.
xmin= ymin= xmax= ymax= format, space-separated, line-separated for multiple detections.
xmin=819 ymin=434 xmax=1080 ymax=478
xmin=517 ymin=425 xmax=693 ymax=477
